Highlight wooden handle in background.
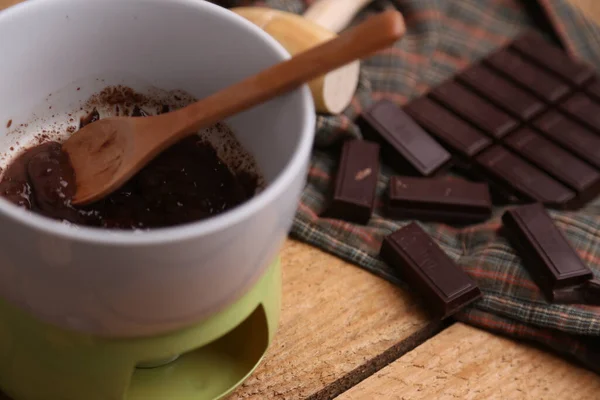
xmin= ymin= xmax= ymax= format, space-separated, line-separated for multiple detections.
xmin=303 ymin=0 xmax=373 ymax=33
xmin=233 ymin=6 xmax=369 ymax=114
xmin=178 ymin=10 xmax=406 ymax=133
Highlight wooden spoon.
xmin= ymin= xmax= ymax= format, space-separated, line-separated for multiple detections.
xmin=63 ymin=10 xmax=406 ymax=205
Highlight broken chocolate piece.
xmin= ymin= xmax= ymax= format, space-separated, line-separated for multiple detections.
xmin=26 ymin=142 xmax=79 ymax=222
xmin=380 ymin=222 xmax=482 ymax=318
xmin=403 ymin=97 xmax=492 ymax=161
xmin=429 ymin=80 xmax=518 ymax=139
xmin=474 ymin=145 xmax=575 ymax=208
xmin=386 ymin=176 xmax=491 ymax=224
xmin=502 ymin=203 xmax=593 ymax=302
xmin=457 ymin=63 xmax=545 ymax=120
xmin=325 ymin=139 xmax=380 ymax=224
xmin=358 ymin=100 xmax=451 ymax=176
xmin=510 ymin=32 xmax=595 ymax=87
xmin=484 ymin=49 xmax=571 ymax=103
xmin=504 ymin=128 xmax=600 ymax=205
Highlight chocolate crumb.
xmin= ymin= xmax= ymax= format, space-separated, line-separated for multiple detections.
xmin=6 ymin=120 xmax=11 ymax=128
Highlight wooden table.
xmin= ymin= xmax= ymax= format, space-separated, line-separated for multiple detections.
xmin=0 ymin=0 xmax=599 ymax=399
xmin=230 ymin=240 xmax=600 ymax=399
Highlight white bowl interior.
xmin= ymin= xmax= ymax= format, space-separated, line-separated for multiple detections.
xmin=0 ymin=0 xmax=308 ymax=238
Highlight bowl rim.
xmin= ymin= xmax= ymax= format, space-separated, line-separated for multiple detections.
xmin=0 ymin=0 xmax=316 ymax=246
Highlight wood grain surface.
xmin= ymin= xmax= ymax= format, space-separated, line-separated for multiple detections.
xmin=231 ymin=240 xmax=438 ymax=399
xmin=337 ymin=323 xmax=600 ymax=400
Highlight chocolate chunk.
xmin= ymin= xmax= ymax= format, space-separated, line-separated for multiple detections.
xmin=79 ymin=109 xmax=100 ymax=128
xmin=559 ymin=93 xmax=600 ymax=133
xmin=380 ymin=222 xmax=482 ymax=319
xmin=502 ymin=203 xmax=593 ymax=302
xmin=533 ymin=111 xmax=600 ymax=169
xmin=386 ymin=176 xmax=491 ymax=224
xmin=429 ymin=81 xmax=518 ymax=139
xmin=504 ymin=128 xmax=600 ymax=205
xmin=457 ymin=63 xmax=544 ymax=120
xmin=510 ymin=32 xmax=595 ymax=87
xmin=404 ymin=97 xmax=492 ymax=161
xmin=26 ymin=142 xmax=80 ymax=222
xmin=325 ymin=139 xmax=380 ymax=224
xmin=484 ymin=49 xmax=571 ymax=103
xmin=358 ymin=100 xmax=451 ymax=176
xmin=474 ymin=145 xmax=575 ymax=207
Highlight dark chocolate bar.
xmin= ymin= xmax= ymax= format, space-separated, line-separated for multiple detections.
xmin=457 ymin=63 xmax=545 ymax=120
xmin=504 ymin=128 xmax=600 ymax=204
xmin=429 ymin=80 xmax=518 ymax=139
xmin=403 ymin=97 xmax=492 ymax=161
xmin=386 ymin=176 xmax=491 ymax=224
xmin=474 ymin=145 xmax=575 ymax=207
xmin=510 ymin=32 xmax=595 ymax=87
xmin=559 ymin=93 xmax=600 ymax=133
xmin=358 ymin=100 xmax=451 ymax=176
xmin=325 ymin=139 xmax=380 ymax=224
xmin=380 ymin=222 xmax=482 ymax=318
xmin=484 ymin=49 xmax=571 ymax=103
xmin=533 ymin=111 xmax=600 ymax=169
xmin=552 ymin=280 xmax=600 ymax=306
xmin=502 ymin=203 xmax=593 ymax=302
xmin=351 ymin=32 xmax=600 ymax=211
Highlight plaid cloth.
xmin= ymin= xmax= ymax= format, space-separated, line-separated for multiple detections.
xmin=233 ymin=0 xmax=600 ymax=373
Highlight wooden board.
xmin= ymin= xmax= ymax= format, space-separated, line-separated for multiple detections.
xmin=231 ymin=240 xmax=439 ymax=399
xmin=338 ymin=323 xmax=600 ymax=400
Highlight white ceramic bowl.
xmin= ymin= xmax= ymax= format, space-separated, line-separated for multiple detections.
xmin=0 ymin=0 xmax=315 ymax=337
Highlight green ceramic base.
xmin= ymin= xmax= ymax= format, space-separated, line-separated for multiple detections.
xmin=0 ymin=259 xmax=281 ymax=400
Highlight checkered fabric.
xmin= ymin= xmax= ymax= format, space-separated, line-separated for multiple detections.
xmin=232 ymin=0 xmax=600 ymax=373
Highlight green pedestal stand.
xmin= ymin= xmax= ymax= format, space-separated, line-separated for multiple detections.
xmin=0 ymin=259 xmax=281 ymax=400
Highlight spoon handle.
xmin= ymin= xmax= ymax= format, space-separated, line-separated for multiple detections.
xmin=171 ymin=9 xmax=405 ymax=139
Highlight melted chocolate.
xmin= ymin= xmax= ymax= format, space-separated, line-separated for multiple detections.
xmin=0 ymin=111 xmax=257 ymax=230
